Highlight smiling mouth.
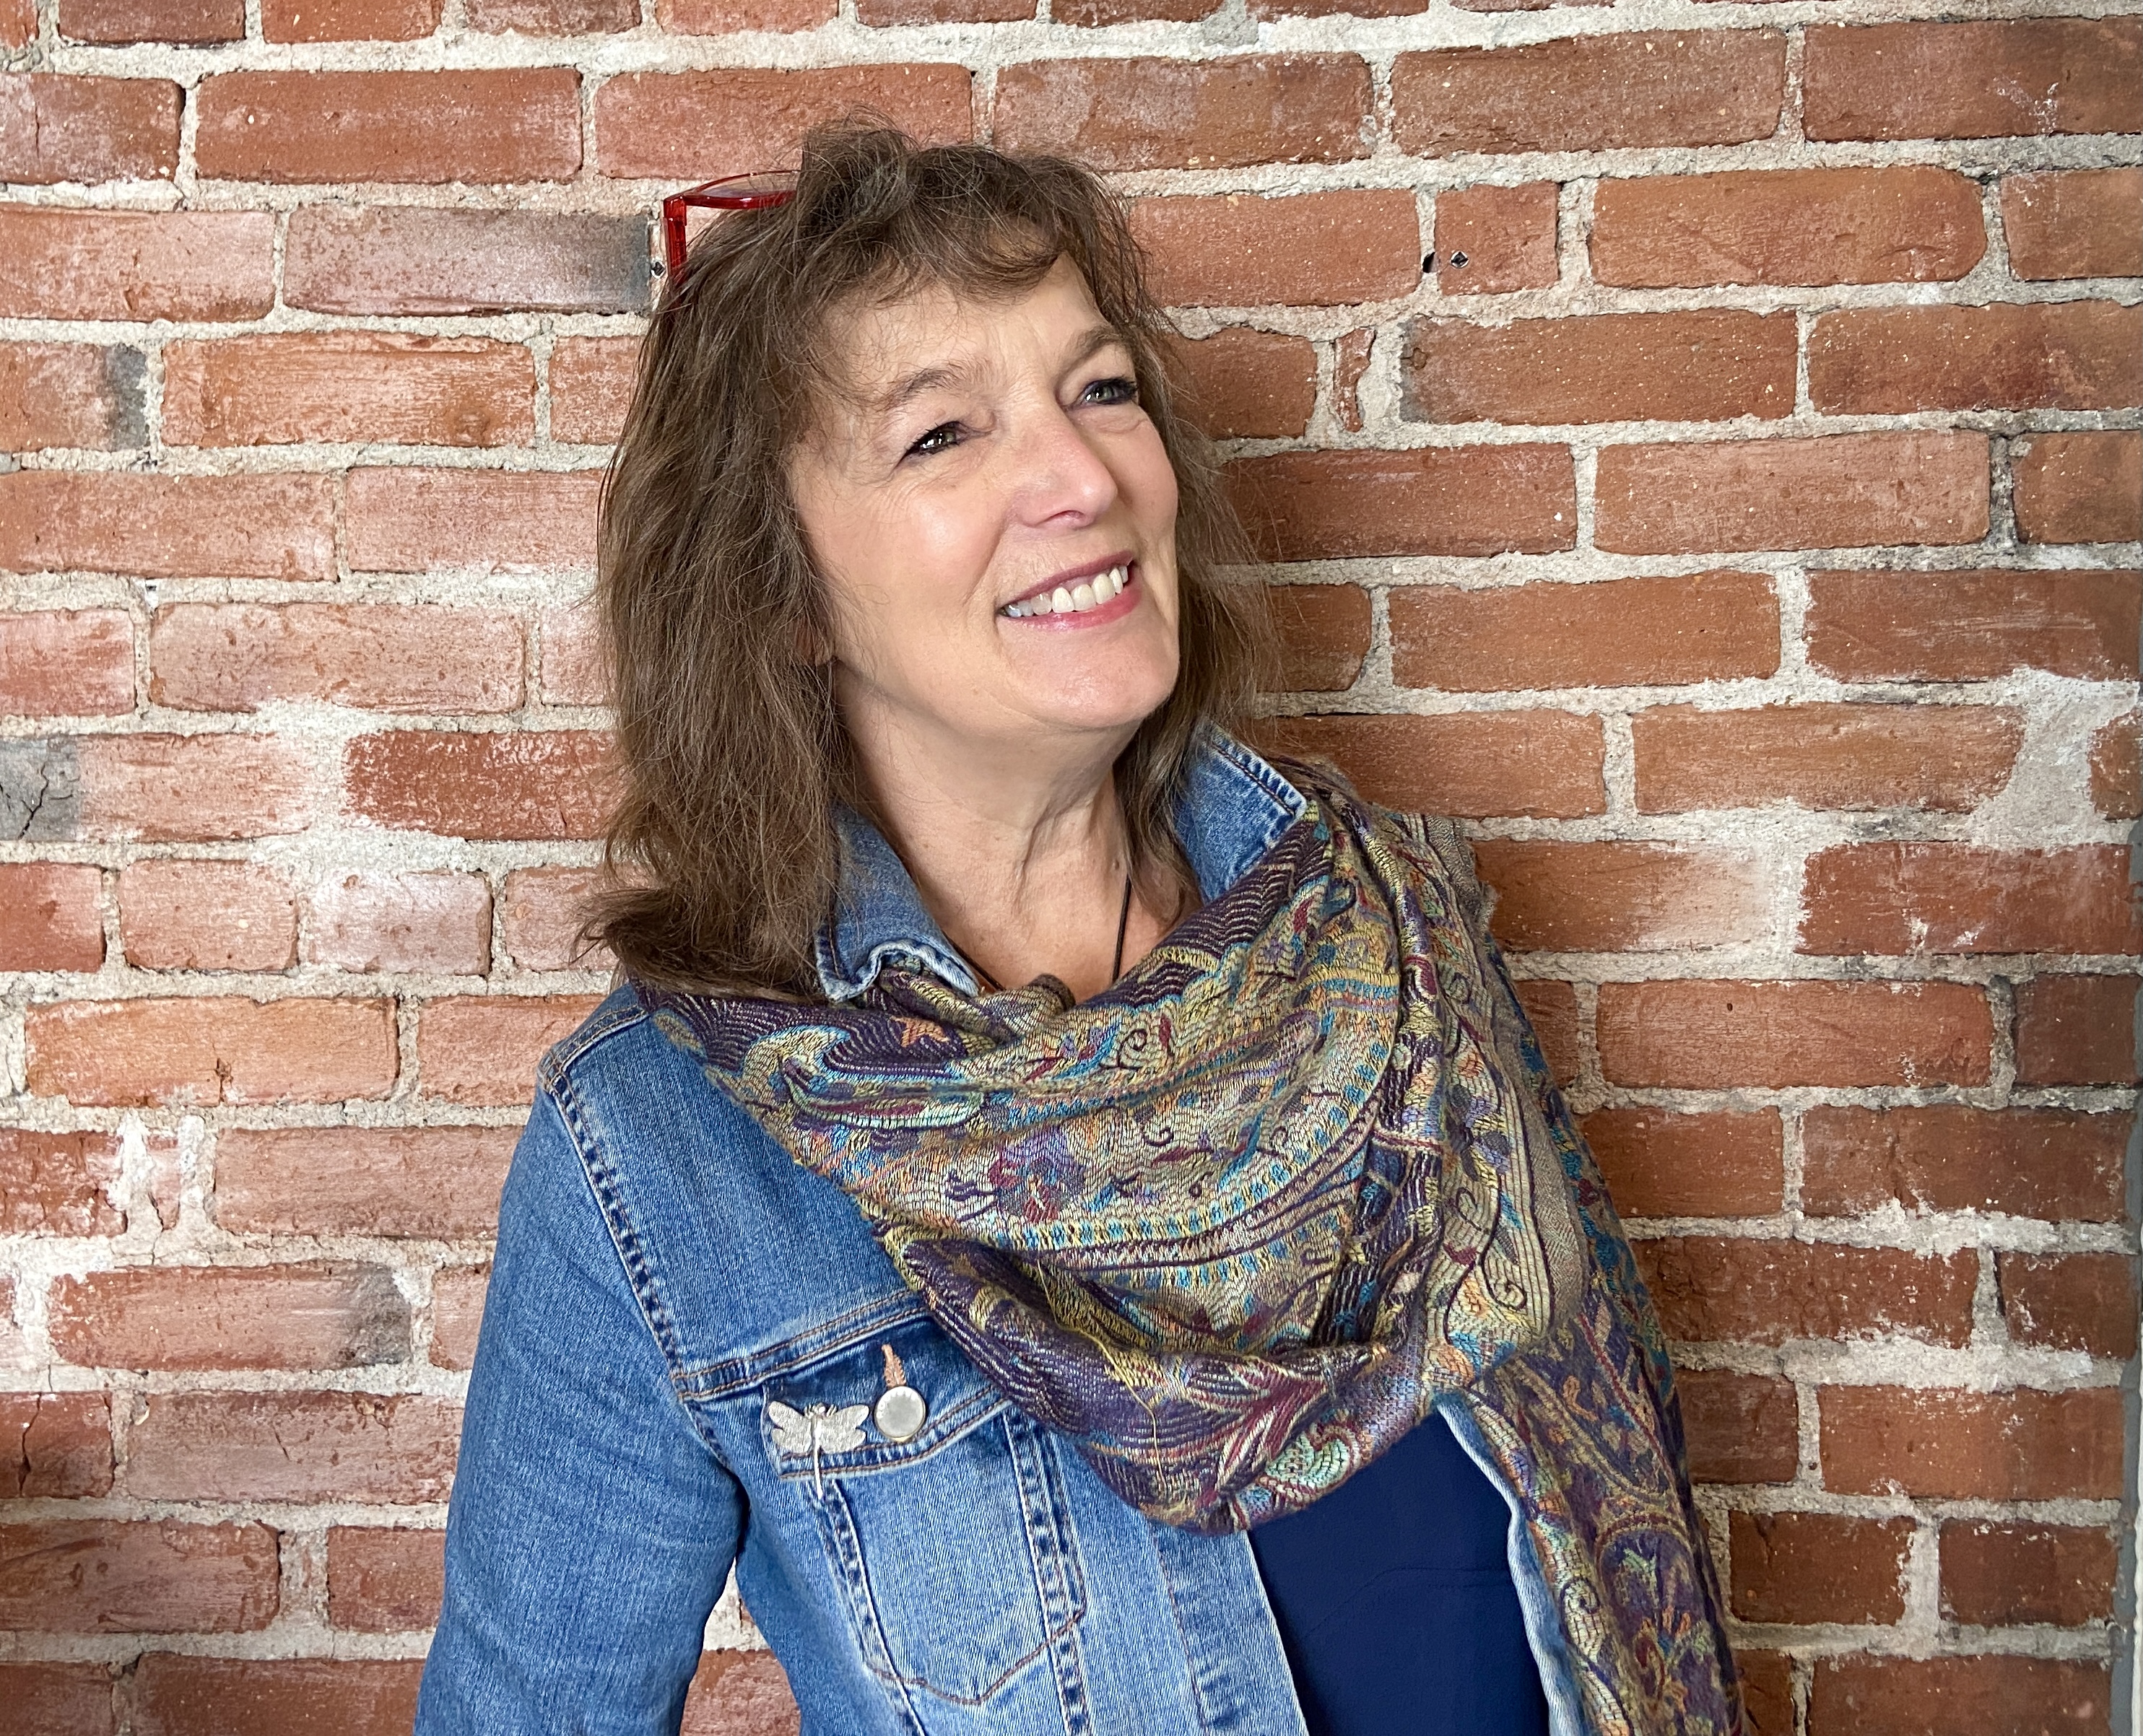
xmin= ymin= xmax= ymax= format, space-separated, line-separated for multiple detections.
xmin=1001 ymin=563 xmax=1131 ymax=619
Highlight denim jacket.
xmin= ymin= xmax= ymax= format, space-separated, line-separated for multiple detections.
xmin=416 ymin=735 xmax=1586 ymax=1736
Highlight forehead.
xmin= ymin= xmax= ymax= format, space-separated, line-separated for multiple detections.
xmin=833 ymin=256 xmax=1113 ymax=404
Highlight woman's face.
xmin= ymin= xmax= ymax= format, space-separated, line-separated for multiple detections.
xmin=788 ymin=256 xmax=1182 ymax=771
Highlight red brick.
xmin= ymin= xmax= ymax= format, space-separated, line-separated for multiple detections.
xmin=214 ymin=1125 xmax=516 ymax=1238
xmin=1392 ymin=32 xmax=1782 ymax=156
xmin=1259 ymin=712 xmax=1605 ymax=820
xmin=430 ymin=1262 xmax=490 ymax=1369
xmin=1599 ymin=980 xmax=1991 ymax=1089
xmin=994 ymin=56 xmax=1370 ymax=170
xmin=2016 ymin=974 xmax=2137 ymax=1086
xmin=1509 ymin=981 xmax=1580 ymax=1083
xmin=286 ymin=208 xmax=648 ymax=318
xmin=151 ymin=603 xmax=525 ymax=714
xmin=197 ymin=70 xmax=581 ymax=185
xmin=1406 ymin=310 xmax=1793 ymax=427
xmin=308 ymin=871 xmax=492 ymax=975
xmin=0 ymin=0 xmax=25 ymax=42
xmin=1267 ymin=585 xmax=1370 ymax=692
xmin=1803 ymin=844 xmax=2139 ymax=957
xmin=1940 ymin=1521 xmax=2116 ymax=1628
xmin=0 ymin=471 xmax=335 ymax=581
xmin=2004 ymin=169 xmax=2143 ymax=280
xmin=0 ymin=74 xmax=179 ymax=183
xmin=1730 ymin=1512 xmax=1910 ymax=1626
xmin=1167 ymin=328 xmax=1318 ymax=441
xmin=1332 ymin=328 xmax=1373 ymax=435
xmin=2090 ymin=711 xmax=2140 ymax=821
xmin=1431 ymin=183 xmax=1559 ymax=297
xmin=1812 ymin=302 xmax=2142 ymax=414
xmin=1676 ymin=1371 xmax=1798 ymax=1485
xmin=0 ymin=1132 xmax=125 ymax=1236
xmin=594 ymin=66 xmax=970 ymax=182
xmin=346 ymin=468 xmax=600 ymax=573
xmin=0 ymin=863 xmax=105 ymax=972
xmin=469 ymin=0 xmax=635 ymax=27
xmin=681 ymin=1652 xmax=802 ymax=1736
xmin=0 ymin=1665 xmax=114 ymax=1733
xmin=550 ymin=335 xmax=640 ymax=444
xmin=1581 ymin=1109 xmax=1783 ymax=1218
xmin=118 ymin=861 xmax=297 ymax=972
xmin=1999 ymin=1252 xmax=2137 ymax=1360
xmin=1592 ymin=167 xmax=1985 ymax=289
xmin=417 ymin=994 xmax=604 ymax=1106
xmin=1737 ymin=1652 xmax=1794 ymax=1736
xmin=537 ymin=604 xmax=607 ymax=705
xmin=327 ymin=1528 xmax=444 ymax=1632
xmin=0 ymin=344 xmax=143 ymax=452
xmin=0 ymin=209 xmax=274 ymax=323
xmin=856 ymin=0 xmax=1024 ymax=20
xmin=1820 ymin=1386 xmax=2122 ymax=1500
xmin=1804 ymin=1106 xmax=2125 ymax=1222
xmin=126 ymin=1392 xmax=458 ymax=1503
xmin=1597 ymin=433 xmax=1989 ymax=556
xmin=50 ymin=1264 xmax=408 ymax=1371
xmin=1637 ymin=1238 xmax=1975 ymax=1348
xmin=25 ymin=997 xmax=396 ymax=1107
xmin=2012 ymin=431 xmax=2143 ymax=545
xmin=1 ymin=609 xmax=134 ymax=717
xmin=74 ymin=735 xmax=312 ymax=844
xmin=345 ymin=730 xmax=613 ymax=840
xmin=502 ymin=866 xmax=610 ymax=972
xmin=59 ymin=0 xmax=240 ymax=38
xmin=1807 ymin=567 xmax=2139 ymax=682
xmin=1813 ymin=1656 xmax=2108 ymax=1736
xmin=163 ymin=334 xmax=534 ymax=448
xmin=132 ymin=1656 xmax=425 ymax=1736
xmin=658 ymin=0 xmax=833 ymax=27
xmin=1633 ymin=704 xmax=2018 ymax=814
xmin=0 ymin=1392 xmax=113 ymax=1496
xmin=1230 ymin=447 xmax=1574 ymax=561
xmin=1130 ymin=192 xmax=1422 ymax=307
xmin=0 ymin=1521 xmax=278 ymax=1634
xmin=1392 ymin=572 xmax=1778 ymax=692
xmin=262 ymin=0 xmax=440 ymax=39
xmin=1804 ymin=19 xmax=2143 ymax=142
xmin=1474 ymin=840 xmax=1767 ymax=953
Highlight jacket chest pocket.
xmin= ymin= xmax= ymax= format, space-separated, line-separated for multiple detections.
xmin=760 ymin=1322 xmax=1087 ymax=1709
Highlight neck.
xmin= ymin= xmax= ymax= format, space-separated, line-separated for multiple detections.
xmin=841 ymin=705 xmax=1149 ymax=1001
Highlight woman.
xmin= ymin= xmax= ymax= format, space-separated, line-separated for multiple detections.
xmin=416 ymin=128 xmax=1744 ymax=1736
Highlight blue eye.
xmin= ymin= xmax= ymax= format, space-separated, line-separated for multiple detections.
xmin=1082 ymin=376 xmax=1139 ymax=406
xmin=908 ymin=422 xmax=962 ymax=458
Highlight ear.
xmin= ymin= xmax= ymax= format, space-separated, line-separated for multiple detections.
xmin=794 ymin=616 xmax=833 ymax=666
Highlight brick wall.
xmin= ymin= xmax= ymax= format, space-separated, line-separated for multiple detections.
xmin=0 ymin=0 xmax=2137 ymax=1729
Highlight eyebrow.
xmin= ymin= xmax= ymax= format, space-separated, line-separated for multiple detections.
xmin=868 ymin=322 xmax=1130 ymax=418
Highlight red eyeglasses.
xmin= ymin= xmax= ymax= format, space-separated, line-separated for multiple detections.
xmin=658 ymin=171 xmax=798 ymax=279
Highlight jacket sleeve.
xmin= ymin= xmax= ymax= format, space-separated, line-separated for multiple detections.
xmin=416 ymin=1090 xmax=745 ymax=1735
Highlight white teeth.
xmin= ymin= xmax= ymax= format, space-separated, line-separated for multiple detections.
xmin=1000 ymin=564 xmax=1132 ymax=619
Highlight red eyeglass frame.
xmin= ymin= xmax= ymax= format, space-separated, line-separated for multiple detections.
xmin=659 ymin=171 xmax=798 ymax=280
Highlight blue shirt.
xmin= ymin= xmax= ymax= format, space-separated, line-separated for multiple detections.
xmin=415 ymin=731 xmax=1581 ymax=1736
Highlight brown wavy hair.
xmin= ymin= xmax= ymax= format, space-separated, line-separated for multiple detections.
xmin=593 ymin=124 xmax=1269 ymax=996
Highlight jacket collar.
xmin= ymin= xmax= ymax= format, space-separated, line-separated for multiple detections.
xmin=812 ymin=727 xmax=1306 ymax=1003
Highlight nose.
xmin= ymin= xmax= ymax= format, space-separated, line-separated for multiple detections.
xmin=1007 ymin=394 xmax=1119 ymax=529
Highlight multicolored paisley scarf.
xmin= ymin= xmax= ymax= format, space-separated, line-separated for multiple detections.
xmin=643 ymin=763 xmax=1745 ymax=1736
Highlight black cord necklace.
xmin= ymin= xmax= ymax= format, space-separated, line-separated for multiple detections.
xmin=968 ymin=872 xmax=1134 ymax=995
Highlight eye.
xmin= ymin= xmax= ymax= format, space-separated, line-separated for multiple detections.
xmin=1080 ymin=375 xmax=1139 ymax=406
xmin=906 ymin=420 xmax=963 ymax=458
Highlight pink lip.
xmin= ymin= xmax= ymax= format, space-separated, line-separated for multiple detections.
xmin=1001 ymin=551 xmax=1136 ymax=611
xmin=1004 ymin=568 xmax=1140 ymax=631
